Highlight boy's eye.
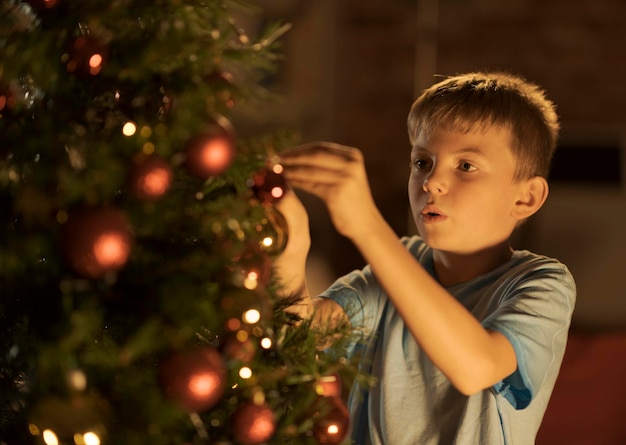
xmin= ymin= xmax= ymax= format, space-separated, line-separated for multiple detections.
xmin=411 ymin=158 xmax=432 ymax=170
xmin=459 ymin=161 xmax=476 ymax=172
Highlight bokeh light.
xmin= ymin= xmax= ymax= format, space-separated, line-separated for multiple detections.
xmin=122 ymin=121 xmax=137 ymax=136
xmin=243 ymin=309 xmax=261 ymax=324
xmin=42 ymin=429 xmax=59 ymax=445
xmin=82 ymin=432 xmax=101 ymax=445
xmin=93 ymin=232 xmax=131 ymax=269
xmin=188 ymin=372 xmax=222 ymax=400
xmin=239 ymin=367 xmax=252 ymax=379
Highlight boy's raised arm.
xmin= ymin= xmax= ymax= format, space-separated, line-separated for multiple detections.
xmin=272 ymin=189 xmax=313 ymax=318
xmin=280 ymin=142 xmax=517 ymax=396
xmin=272 ymin=189 xmax=348 ymax=331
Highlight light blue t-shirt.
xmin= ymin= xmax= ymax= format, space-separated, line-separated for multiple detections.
xmin=321 ymin=236 xmax=576 ymax=445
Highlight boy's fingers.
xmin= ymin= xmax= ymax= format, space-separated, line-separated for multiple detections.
xmin=279 ymin=141 xmax=361 ymax=163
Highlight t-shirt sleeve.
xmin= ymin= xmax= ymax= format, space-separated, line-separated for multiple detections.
xmin=482 ymin=261 xmax=576 ymax=409
xmin=319 ymin=265 xmax=387 ymax=344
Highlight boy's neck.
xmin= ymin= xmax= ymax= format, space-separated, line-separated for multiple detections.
xmin=432 ymin=243 xmax=514 ymax=287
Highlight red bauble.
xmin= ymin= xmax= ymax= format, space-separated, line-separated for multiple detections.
xmin=227 ymin=243 xmax=272 ymax=290
xmin=312 ymin=396 xmax=350 ymax=445
xmin=221 ymin=334 xmax=256 ymax=363
xmin=250 ymin=164 xmax=287 ymax=205
xmin=0 ymin=83 xmax=17 ymax=115
xmin=66 ymin=35 xmax=109 ymax=76
xmin=232 ymin=402 xmax=276 ymax=445
xmin=184 ymin=116 xmax=236 ymax=179
xmin=24 ymin=0 xmax=58 ymax=12
xmin=61 ymin=207 xmax=133 ymax=279
xmin=316 ymin=374 xmax=342 ymax=398
xmin=158 ymin=346 xmax=227 ymax=413
xmin=130 ymin=155 xmax=173 ymax=200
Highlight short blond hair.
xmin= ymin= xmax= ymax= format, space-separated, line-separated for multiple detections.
xmin=408 ymin=72 xmax=560 ymax=180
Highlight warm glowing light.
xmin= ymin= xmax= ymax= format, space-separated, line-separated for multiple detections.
xmin=260 ymin=337 xmax=272 ymax=349
xmin=243 ymin=271 xmax=258 ymax=290
xmin=83 ymin=432 xmax=101 ymax=445
xmin=42 ymin=429 xmax=59 ymax=445
xmin=316 ymin=374 xmax=342 ymax=397
xmin=68 ymin=369 xmax=87 ymax=391
xmin=122 ymin=121 xmax=137 ymax=136
xmin=93 ymin=232 xmax=130 ymax=268
xmin=270 ymin=186 xmax=284 ymax=199
xmin=239 ymin=367 xmax=252 ymax=379
xmin=243 ymin=309 xmax=261 ymax=324
xmin=247 ymin=411 xmax=275 ymax=441
xmin=261 ymin=236 xmax=273 ymax=247
xmin=138 ymin=167 xmax=171 ymax=197
xmin=142 ymin=142 xmax=155 ymax=155
xmin=140 ymin=126 xmax=152 ymax=138
xmin=200 ymin=138 xmax=233 ymax=172
xmin=89 ymin=54 xmax=102 ymax=68
xmin=236 ymin=330 xmax=249 ymax=342
xmin=327 ymin=424 xmax=340 ymax=435
xmin=233 ymin=404 xmax=276 ymax=444
xmin=272 ymin=164 xmax=284 ymax=174
xmin=227 ymin=318 xmax=241 ymax=331
xmin=89 ymin=53 xmax=103 ymax=75
xmin=188 ymin=372 xmax=220 ymax=399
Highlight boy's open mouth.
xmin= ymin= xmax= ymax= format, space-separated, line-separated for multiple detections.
xmin=420 ymin=205 xmax=445 ymax=217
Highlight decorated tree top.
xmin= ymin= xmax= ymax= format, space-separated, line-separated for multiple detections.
xmin=0 ymin=1 xmax=359 ymax=444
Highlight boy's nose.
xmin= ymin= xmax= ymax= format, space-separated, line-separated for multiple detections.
xmin=422 ymin=172 xmax=446 ymax=194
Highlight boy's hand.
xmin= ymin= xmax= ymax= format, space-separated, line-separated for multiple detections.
xmin=279 ymin=142 xmax=379 ymax=242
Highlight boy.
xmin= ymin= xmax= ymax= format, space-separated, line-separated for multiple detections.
xmin=274 ymin=71 xmax=576 ymax=444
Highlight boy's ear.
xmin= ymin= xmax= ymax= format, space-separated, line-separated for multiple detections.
xmin=511 ymin=176 xmax=549 ymax=221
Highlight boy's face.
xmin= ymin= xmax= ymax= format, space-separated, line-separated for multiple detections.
xmin=408 ymin=124 xmax=524 ymax=255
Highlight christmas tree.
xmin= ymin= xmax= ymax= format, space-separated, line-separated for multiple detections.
xmin=0 ymin=1 xmax=357 ymax=444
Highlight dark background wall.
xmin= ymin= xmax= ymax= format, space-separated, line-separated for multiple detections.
xmin=253 ymin=0 xmax=626 ymax=330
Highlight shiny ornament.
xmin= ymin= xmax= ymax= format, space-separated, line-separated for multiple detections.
xmin=66 ymin=35 xmax=109 ymax=77
xmin=227 ymin=243 xmax=272 ymax=290
xmin=158 ymin=346 xmax=227 ymax=413
xmin=312 ymin=396 xmax=350 ymax=445
xmin=232 ymin=402 xmax=276 ymax=445
xmin=221 ymin=333 xmax=256 ymax=363
xmin=130 ymin=155 xmax=173 ymax=200
xmin=257 ymin=206 xmax=288 ymax=255
xmin=61 ymin=207 xmax=133 ymax=279
xmin=184 ymin=116 xmax=236 ymax=179
xmin=250 ymin=163 xmax=287 ymax=205
xmin=316 ymin=374 xmax=342 ymax=398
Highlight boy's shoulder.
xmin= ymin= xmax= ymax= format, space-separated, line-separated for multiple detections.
xmin=401 ymin=234 xmax=574 ymax=287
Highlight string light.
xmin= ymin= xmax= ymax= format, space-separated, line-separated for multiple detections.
xmin=122 ymin=121 xmax=137 ymax=136
xmin=82 ymin=432 xmax=101 ymax=445
xmin=42 ymin=429 xmax=59 ymax=445
xmin=239 ymin=367 xmax=252 ymax=379
xmin=242 ymin=309 xmax=261 ymax=324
